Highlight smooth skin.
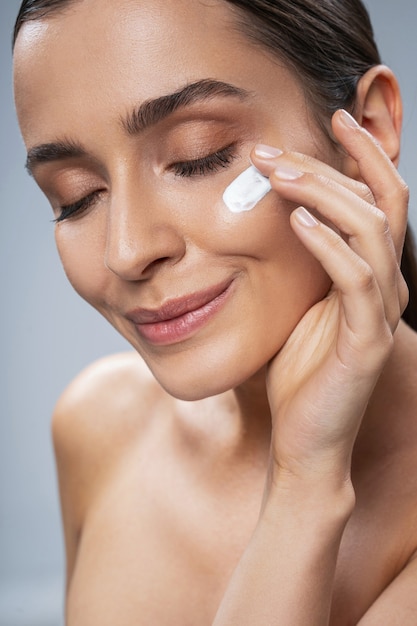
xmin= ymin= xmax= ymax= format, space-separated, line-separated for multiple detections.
xmin=13 ymin=0 xmax=417 ymax=624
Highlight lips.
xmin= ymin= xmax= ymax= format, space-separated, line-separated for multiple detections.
xmin=126 ymin=278 xmax=235 ymax=346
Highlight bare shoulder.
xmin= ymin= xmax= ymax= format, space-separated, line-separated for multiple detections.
xmin=52 ymin=351 xmax=171 ymax=575
xmin=52 ymin=350 xmax=164 ymax=457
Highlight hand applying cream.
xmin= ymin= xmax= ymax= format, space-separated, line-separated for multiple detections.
xmin=222 ymin=165 xmax=272 ymax=213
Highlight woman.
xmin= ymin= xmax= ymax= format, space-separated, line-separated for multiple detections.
xmin=13 ymin=0 xmax=417 ymax=624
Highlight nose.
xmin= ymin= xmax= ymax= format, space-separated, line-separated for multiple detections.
xmin=104 ymin=184 xmax=186 ymax=281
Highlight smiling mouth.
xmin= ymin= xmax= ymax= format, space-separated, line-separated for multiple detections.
xmin=126 ymin=278 xmax=235 ymax=346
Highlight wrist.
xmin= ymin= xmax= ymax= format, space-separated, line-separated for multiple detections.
xmin=261 ymin=463 xmax=356 ymax=529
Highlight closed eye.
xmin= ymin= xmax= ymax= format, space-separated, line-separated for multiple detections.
xmin=170 ymin=143 xmax=237 ymax=177
xmin=54 ymin=144 xmax=238 ymax=222
xmin=54 ymin=190 xmax=104 ymax=223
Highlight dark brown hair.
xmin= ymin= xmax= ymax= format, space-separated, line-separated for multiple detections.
xmin=13 ymin=0 xmax=417 ymax=329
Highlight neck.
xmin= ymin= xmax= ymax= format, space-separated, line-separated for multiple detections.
xmin=232 ymin=366 xmax=273 ymax=451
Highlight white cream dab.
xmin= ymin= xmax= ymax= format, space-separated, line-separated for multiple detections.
xmin=222 ymin=165 xmax=272 ymax=213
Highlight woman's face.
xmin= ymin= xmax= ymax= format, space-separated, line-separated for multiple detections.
xmin=14 ymin=0 xmax=335 ymax=400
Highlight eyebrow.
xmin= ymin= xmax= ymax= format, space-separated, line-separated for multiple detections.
xmin=122 ymin=79 xmax=251 ymax=135
xmin=25 ymin=139 xmax=87 ymax=176
xmin=25 ymin=79 xmax=251 ymax=175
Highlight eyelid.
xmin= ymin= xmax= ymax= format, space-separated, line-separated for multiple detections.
xmin=169 ymin=143 xmax=238 ymax=177
xmin=53 ymin=143 xmax=239 ymax=221
xmin=54 ymin=189 xmax=104 ymax=222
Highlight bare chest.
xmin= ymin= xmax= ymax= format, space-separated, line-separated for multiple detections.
xmin=66 ymin=451 xmax=416 ymax=626
xmin=67 ymin=449 xmax=263 ymax=626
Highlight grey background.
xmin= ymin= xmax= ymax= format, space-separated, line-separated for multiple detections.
xmin=1 ymin=1 xmax=417 ymax=624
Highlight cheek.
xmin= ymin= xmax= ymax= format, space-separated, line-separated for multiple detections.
xmin=54 ymin=180 xmax=331 ymax=349
xmin=199 ymin=184 xmax=329 ymax=296
xmin=54 ymin=221 xmax=110 ymax=312
xmin=188 ymin=186 xmax=331 ymax=343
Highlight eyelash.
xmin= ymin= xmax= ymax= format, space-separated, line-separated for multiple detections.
xmin=54 ymin=144 xmax=237 ymax=222
xmin=170 ymin=143 xmax=237 ymax=177
xmin=54 ymin=191 xmax=101 ymax=223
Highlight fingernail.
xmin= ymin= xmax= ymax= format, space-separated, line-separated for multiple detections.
xmin=274 ymin=165 xmax=303 ymax=180
xmin=254 ymin=144 xmax=283 ymax=159
xmin=294 ymin=206 xmax=319 ymax=227
xmin=340 ymin=109 xmax=360 ymax=129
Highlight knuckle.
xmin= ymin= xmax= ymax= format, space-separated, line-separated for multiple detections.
xmin=372 ymin=208 xmax=390 ymax=234
xmin=379 ymin=329 xmax=395 ymax=357
xmin=285 ymin=152 xmax=316 ymax=176
xmin=311 ymin=172 xmax=330 ymax=190
xmin=295 ymin=152 xmax=313 ymax=169
xmin=355 ymin=181 xmax=375 ymax=205
xmin=384 ymin=180 xmax=409 ymax=207
xmin=326 ymin=233 xmax=346 ymax=257
xmin=363 ymin=188 xmax=376 ymax=206
xmin=354 ymin=323 xmax=393 ymax=371
xmin=354 ymin=262 xmax=375 ymax=293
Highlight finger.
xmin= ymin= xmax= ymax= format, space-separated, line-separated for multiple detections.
xmin=251 ymin=144 xmax=376 ymax=207
xmin=290 ymin=206 xmax=394 ymax=367
xmin=269 ymin=166 xmax=405 ymax=330
xmin=332 ymin=109 xmax=409 ymax=259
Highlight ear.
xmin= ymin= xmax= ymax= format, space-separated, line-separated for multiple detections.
xmin=341 ymin=65 xmax=403 ymax=176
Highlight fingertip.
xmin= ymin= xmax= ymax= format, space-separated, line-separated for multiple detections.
xmin=292 ymin=206 xmax=320 ymax=229
xmin=250 ymin=144 xmax=284 ymax=175
xmin=338 ymin=109 xmax=361 ymax=130
xmin=253 ymin=144 xmax=284 ymax=159
xmin=331 ymin=109 xmax=368 ymax=153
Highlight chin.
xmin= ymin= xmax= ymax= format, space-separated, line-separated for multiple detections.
xmin=161 ymin=381 xmax=228 ymax=402
xmin=141 ymin=344 xmax=273 ymax=402
xmin=146 ymin=363 xmax=232 ymax=401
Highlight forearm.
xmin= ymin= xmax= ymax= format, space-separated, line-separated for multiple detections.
xmin=213 ymin=476 xmax=355 ymax=626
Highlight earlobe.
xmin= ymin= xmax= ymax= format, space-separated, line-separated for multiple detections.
xmin=355 ymin=65 xmax=403 ymax=166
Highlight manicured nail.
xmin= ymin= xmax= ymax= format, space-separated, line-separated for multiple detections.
xmin=254 ymin=144 xmax=283 ymax=159
xmin=274 ymin=165 xmax=303 ymax=180
xmin=340 ymin=109 xmax=360 ymax=129
xmin=294 ymin=206 xmax=319 ymax=227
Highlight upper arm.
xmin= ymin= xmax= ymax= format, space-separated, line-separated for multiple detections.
xmin=52 ymin=386 xmax=86 ymax=587
xmin=51 ymin=350 xmax=156 ymax=588
xmin=52 ymin=367 xmax=107 ymax=587
xmin=357 ymin=554 xmax=417 ymax=625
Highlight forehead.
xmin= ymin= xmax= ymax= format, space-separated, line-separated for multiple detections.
xmin=13 ymin=0 xmax=303 ymax=148
xmin=14 ymin=1 xmax=242 ymax=91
